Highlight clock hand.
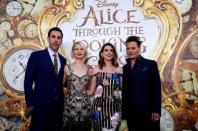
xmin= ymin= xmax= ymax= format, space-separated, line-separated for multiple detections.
xmin=13 ymin=70 xmax=25 ymax=83
xmin=189 ymin=72 xmax=196 ymax=95
xmin=12 ymin=62 xmax=27 ymax=84
xmin=19 ymin=61 xmax=26 ymax=71
xmin=13 ymin=6 xmax=20 ymax=10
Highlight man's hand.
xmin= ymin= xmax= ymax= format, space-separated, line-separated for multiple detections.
xmin=119 ymin=120 xmax=128 ymax=131
xmin=151 ymin=112 xmax=160 ymax=121
xmin=25 ymin=106 xmax=34 ymax=118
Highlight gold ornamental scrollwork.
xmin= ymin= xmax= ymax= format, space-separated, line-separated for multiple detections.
xmin=39 ymin=0 xmax=182 ymax=68
xmin=39 ymin=0 xmax=183 ymax=79
xmin=134 ymin=0 xmax=182 ymax=80
xmin=73 ymin=0 xmax=84 ymax=9
xmin=38 ymin=6 xmax=62 ymax=47
xmin=133 ymin=0 xmax=144 ymax=6
xmin=157 ymin=1 xmax=182 ymax=79
xmin=38 ymin=0 xmax=84 ymax=58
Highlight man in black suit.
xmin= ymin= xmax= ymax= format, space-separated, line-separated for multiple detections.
xmin=122 ymin=36 xmax=161 ymax=131
xmin=24 ymin=27 xmax=66 ymax=131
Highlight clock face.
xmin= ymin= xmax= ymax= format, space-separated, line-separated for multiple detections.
xmin=0 ymin=20 xmax=11 ymax=32
xmin=1 ymin=47 xmax=36 ymax=93
xmin=171 ymin=0 xmax=192 ymax=15
xmin=24 ymin=23 xmax=38 ymax=39
xmin=160 ymin=108 xmax=174 ymax=131
xmin=8 ymin=29 xmax=15 ymax=37
xmin=6 ymin=1 xmax=23 ymax=17
xmin=17 ymin=19 xmax=33 ymax=37
xmin=0 ymin=30 xmax=8 ymax=43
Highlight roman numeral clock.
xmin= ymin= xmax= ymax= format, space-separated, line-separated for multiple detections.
xmin=6 ymin=1 xmax=23 ymax=17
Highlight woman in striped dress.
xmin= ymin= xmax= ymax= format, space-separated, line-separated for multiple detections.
xmin=88 ymin=43 xmax=122 ymax=131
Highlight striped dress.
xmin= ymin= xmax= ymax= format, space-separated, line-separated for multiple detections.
xmin=92 ymin=72 xmax=122 ymax=131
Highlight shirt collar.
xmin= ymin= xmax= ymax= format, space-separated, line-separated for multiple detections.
xmin=48 ymin=47 xmax=58 ymax=56
xmin=126 ymin=55 xmax=142 ymax=64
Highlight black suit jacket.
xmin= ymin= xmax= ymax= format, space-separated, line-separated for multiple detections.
xmin=24 ymin=48 xmax=66 ymax=109
xmin=122 ymin=56 xmax=161 ymax=119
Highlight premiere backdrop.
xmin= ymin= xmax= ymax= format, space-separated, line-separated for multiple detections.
xmin=0 ymin=0 xmax=197 ymax=131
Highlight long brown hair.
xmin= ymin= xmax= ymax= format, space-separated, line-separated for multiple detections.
xmin=98 ymin=43 xmax=119 ymax=69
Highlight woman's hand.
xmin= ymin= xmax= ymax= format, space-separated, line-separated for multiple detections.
xmin=64 ymin=88 xmax=70 ymax=95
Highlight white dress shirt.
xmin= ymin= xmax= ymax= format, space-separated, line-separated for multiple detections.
xmin=48 ymin=48 xmax=61 ymax=73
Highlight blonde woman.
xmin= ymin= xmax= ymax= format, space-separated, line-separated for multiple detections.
xmin=63 ymin=42 xmax=92 ymax=131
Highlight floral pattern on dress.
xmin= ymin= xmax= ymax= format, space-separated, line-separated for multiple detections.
xmin=92 ymin=72 xmax=122 ymax=131
xmin=63 ymin=65 xmax=92 ymax=126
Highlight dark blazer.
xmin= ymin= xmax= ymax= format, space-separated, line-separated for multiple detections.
xmin=122 ymin=56 xmax=161 ymax=118
xmin=24 ymin=48 xmax=66 ymax=108
xmin=24 ymin=48 xmax=66 ymax=131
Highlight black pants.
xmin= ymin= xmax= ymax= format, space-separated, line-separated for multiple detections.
xmin=126 ymin=112 xmax=160 ymax=131
xmin=63 ymin=119 xmax=91 ymax=131
xmin=29 ymin=104 xmax=63 ymax=131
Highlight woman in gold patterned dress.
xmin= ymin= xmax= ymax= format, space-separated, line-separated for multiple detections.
xmin=89 ymin=43 xmax=123 ymax=131
xmin=63 ymin=42 xmax=92 ymax=131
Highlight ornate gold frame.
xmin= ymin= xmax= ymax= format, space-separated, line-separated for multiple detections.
xmin=38 ymin=0 xmax=182 ymax=74
xmin=38 ymin=0 xmax=84 ymax=63
xmin=134 ymin=0 xmax=182 ymax=78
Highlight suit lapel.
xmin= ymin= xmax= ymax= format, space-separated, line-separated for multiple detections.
xmin=58 ymin=54 xmax=66 ymax=77
xmin=43 ymin=49 xmax=55 ymax=75
xmin=129 ymin=56 xmax=145 ymax=75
